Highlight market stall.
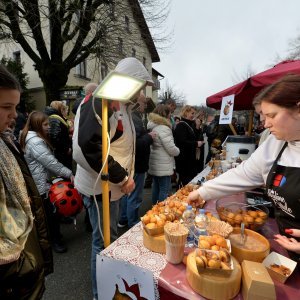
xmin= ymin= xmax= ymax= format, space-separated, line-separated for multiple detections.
xmin=98 ymin=163 xmax=300 ymax=299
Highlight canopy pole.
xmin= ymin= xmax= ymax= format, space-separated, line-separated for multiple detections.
xmin=248 ymin=111 xmax=254 ymax=136
xmin=229 ymin=124 xmax=237 ymax=135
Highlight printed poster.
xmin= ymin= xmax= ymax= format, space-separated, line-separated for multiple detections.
xmin=96 ymin=255 xmax=155 ymax=300
xmin=219 ymin=95 xmax=235 ymax=124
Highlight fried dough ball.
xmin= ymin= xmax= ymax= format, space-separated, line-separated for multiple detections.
xmin=234 ymin=214 xmax=243 ymax=224
xmin=219 ymin=249 xmax=230 ymax=263
xmin=215 ymin=237 xmax=228 ymax=249
xmin=208 ymin=259 xmax=221 ymax=269
xmin=142 ymin=215 xmax=150 ymax=225
xmin=254 ymin=217 xmax=264 ymax=225
xmin=150 ymin=216 xmax=157 ymax=223
xmin=227 ymin=212 xmax=235 ymax=220
xmin=195 ymin=256 xmax=206 ymax=268
xmin=248 ymin=210 xmax=258 ymax=218
xmin=146 ymin=223 xmax=156 ymax=230
xmin=198 ymin=240 xmax=211 ymax=249
xmin=156 ymin=220 xmax=165 ymax=227
xmin=211 ymin=245 xmax=220 ymax=251
xmin=257 ymin=211 xmax=267 ymax=219
xmin=244 ymin=215 xmax=254 ymax=224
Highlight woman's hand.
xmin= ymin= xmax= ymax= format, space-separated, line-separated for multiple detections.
xmin=284 ymin=229 xmax=300 ymax=237
xmin=274 ymin=234 xmax=300 ymax=254
xmin=187 ymin=189 xmax=205 ymax=207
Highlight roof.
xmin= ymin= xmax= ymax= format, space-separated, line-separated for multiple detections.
xmin=152 ymin=67 xmax=164 ymax=78
xmin=128 ymin=0 xmax=160 ymax=63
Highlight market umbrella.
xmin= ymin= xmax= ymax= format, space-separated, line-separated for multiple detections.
xmin=206 ymin=60 xmax=300 ymax=110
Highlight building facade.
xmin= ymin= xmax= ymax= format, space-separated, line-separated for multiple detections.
xmin=0 ymin=0 xmax=161 ymax=111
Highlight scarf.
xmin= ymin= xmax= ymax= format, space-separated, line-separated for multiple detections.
xmin=0 ymin=137 xmax=33 ymax=265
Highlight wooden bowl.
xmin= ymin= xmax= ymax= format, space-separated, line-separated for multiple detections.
xmin=228 ymin=228 xmax=270 ymax=263
xmin=186 ymin=251 xmax=241 ymax=300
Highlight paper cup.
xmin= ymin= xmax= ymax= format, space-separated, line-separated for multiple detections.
xmin=165 ymin=239 xmax=185 ymax=264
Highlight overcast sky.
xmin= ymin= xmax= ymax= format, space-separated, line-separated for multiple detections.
xmin=153 ymin=0 xmax=300 ymax=106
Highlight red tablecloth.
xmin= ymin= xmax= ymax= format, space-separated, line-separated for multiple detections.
xmin=101 ymin=193 xmax=300 ymax=299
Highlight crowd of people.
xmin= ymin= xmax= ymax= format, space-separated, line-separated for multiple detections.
xmin=1 ymin=59 xmax=300 ymax=299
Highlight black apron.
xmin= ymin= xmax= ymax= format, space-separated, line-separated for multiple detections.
xmin=266 ymin=142 xmax=300 ymax=261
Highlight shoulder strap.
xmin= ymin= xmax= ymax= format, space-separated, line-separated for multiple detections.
xmin=274 ymin=142 xmax=288 ymax=164
xmin=179 ymin=121 xmax=195 ymax=136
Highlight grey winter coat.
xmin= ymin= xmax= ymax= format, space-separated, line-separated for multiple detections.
xmin=147 ymin=113 xmax=180 ymax=176
xmin=24 ymin=131 xmax=72 ymax=195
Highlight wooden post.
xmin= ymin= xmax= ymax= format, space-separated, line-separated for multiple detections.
xmin=248 ymin=110 xmax=254 ymax=136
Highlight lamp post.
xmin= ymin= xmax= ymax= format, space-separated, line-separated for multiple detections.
xmin=93 ymin=71 xmax=146 ymax=247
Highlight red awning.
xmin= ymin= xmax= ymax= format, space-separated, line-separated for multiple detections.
xmin=206 ymin=60 xmax=300 ymax=110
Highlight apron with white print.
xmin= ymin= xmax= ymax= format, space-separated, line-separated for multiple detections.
xmin=266 ymin=142 xmax=300 ymax=261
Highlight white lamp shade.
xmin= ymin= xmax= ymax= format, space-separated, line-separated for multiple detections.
xmin=93 ymin=71 xmax=146 ymax=102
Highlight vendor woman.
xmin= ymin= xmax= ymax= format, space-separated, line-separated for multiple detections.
xmin=188 ymin=74 xmax=300 ymax=261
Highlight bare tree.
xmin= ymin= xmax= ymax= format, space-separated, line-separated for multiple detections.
xmin=158 ymin=80 xmax=186 ymax=106
xmin=139 ymin=0 xmax=173 ymax=52
xmin=231 ymin=64 xmax=256 ymax=84
xmin=283 ymin=33 xmax=300 ymax=60
xmin=0 ymin=0 xmax=171 ymax=104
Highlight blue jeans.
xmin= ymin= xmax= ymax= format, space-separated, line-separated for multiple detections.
xmin=151 ymin=175 xmax=171 ymax=204
xmin=82 ymin=194 xmax=120 ymax=300
xmin=119 ymin=173 xmax=145 ymax=228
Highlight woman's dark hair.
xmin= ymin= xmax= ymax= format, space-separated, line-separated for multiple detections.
xmin=255 ymin=74 xmax=300 ymax=109
xmin=0 ymin=64 xmax=21 ymax=91
xmin=20 ymin=111 xmax=52 ymax=150
xmin=153 ymin=104 xmax=170 ymax=118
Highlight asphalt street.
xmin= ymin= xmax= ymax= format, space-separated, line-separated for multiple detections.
xmin=42 ymin=188 xmax=154 ymax=300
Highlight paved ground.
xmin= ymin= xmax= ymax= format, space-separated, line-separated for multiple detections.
xmin=42 ymin=187 xmax=155 ymax=300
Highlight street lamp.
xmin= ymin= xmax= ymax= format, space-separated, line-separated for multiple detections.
xmin=93 ymin=70 xmax=146 ymax=247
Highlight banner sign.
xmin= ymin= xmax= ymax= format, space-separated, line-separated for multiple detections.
xmin=219 ymin=95 xmax=235 ymax=124
xmin=97 ymin=255 xmax=155 ymax=300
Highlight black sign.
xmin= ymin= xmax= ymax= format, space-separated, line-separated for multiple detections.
xmin=60 ymin=89 xmax=83 ymax=99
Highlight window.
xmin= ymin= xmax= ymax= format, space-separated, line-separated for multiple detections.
xmin=118 ymin=37 xmax=123 ymax=54
xmin=125 ymin=16 xmax=130 ymax=32
xmin=132 ymin=48 xmax=136 ymax=57
xmin=13 ymin=51 xmax=21 ymax=64
xmin=76 ymin=60 xmax=87 ymax=77
xmin=101 ymin=63 xmax=108 ymax=80
xmin=143 ymin=57 xmax=146 ymax=66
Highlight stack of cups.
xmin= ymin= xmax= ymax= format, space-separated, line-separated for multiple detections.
xmin=164 ymin=223 xmax=188 ymax=264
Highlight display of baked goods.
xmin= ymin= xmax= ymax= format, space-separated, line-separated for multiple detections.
xmin=269 ymin=264 xmax=291 ymax=277
xmin=141 ymin=184 xmax=202 ymax=235
xmin=216 ymin=200 xmax=269 ymax=231
xmin=195 ymin=248 xmax=232 ymax=272
xmin=167 ymin=184 xmax=202 ymax=205
xmin=198 ymin=235 xmax=230 ymax=251
xmin=187 ymin=251 xmax=241 ymax=299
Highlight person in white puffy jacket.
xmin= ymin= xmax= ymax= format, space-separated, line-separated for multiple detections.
xmin=147 ymin=104 xmax=180 ymax=203
xmin=20 ymin=111 xmax=73 ymax=253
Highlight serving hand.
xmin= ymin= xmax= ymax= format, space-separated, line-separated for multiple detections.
xmin=274 ymin=231 xmax=300 ymax=254
xmin=187 ymin=189 xmax=205 ymax=207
